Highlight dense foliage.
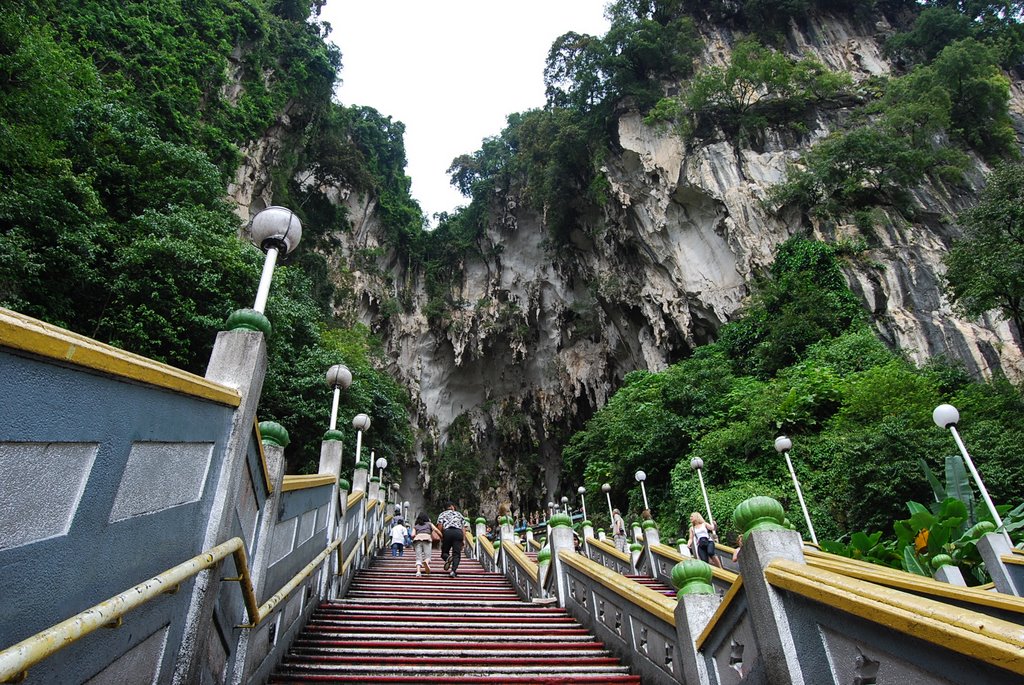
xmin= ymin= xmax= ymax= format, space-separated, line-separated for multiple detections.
xmin=0 ymin=1 xmax=416 ymax=471
xmin=943 ymin=161 xmax=1024 ymax=346
xmin=562 ymin=238 xmax=1024 ymax=555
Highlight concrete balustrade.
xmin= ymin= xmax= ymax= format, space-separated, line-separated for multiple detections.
xmin=0 ymin=308 xmax=390 ymax=684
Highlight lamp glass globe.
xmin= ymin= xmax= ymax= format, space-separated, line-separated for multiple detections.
xmin=326 ymin=364 xmax=352 ymax=390
xmin=774 ymin=436 xmax=793 ymax=453
xmin=634 ymin=470 xmax=646 ymax=482
xmin=933 ymin=404 xmax=959 ymax=429
xmin=250 ymin=206 xmax=302 ymax=254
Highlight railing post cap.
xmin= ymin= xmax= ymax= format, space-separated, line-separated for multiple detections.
xmin=734 ymin=496 xmax=787 ymax=535
xmin=322 ymin=429 xmax=345 ymax=442
xmin=354 ymin=461 xmax=368 ymax=471
xmin=672 ymin=558 xmax=715 ymax=595
xmin=549 ymin=513 xmax=572 ymax=528
xmin=475 ymin=517 xmax=487 ymax=525
xmin=536 ymin=548 xmax=552 ymax=564
xmin=642 ymin=520 xmax=658 ymax=530
xmin=225 ymin=308 xmax=272 ymax=335
xmin=629 ymin=542 xmax=643 ymax=552
xmin=581 ymin=520 xmax=593 ymax=527
xmin=338 ymin=478 xmax=351 ymax=492
xmin=258 ymin=420 xmax=290 ymax=447
xmin=931 ymin=553 xmax=954 ymax=568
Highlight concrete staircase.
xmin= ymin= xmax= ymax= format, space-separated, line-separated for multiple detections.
xmin=625 ymin=574 xmax=677 ymax=598
xmin=270 ymin=549 xmax=640 ymax=683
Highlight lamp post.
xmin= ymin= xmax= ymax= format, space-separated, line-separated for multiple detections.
xmin=248 ymin=206 xmax=302 ymax=313
xmin=326 ymin=364 xmax=352 ymax=431
xmin=374 ymin=456 xmax=388 ymax=484
xmin=561 ymin=495 xmax=569 ymax=515
xmin=933 ymin=404 xmax=1007 ymax=540
xmin=690 ymin=457 xmax=714 ymax=527
xmin=403 ymin=500 xmax=410 ymax=520
xmin=602 ymin=483 xmax=613 ymax=524
xmin=352 ymin=413 xmax=371 ymax=465
xmin=635 ymin=470 xmax=649 ymax=512
xmin=775 ymin=436 xmax=817 ymax=545
xmin=578 ymin=486 xmax=588 ymax=522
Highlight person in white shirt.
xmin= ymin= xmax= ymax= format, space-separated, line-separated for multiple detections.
xmin=390 ymin=520 xmax=407 ymax=557
xmin=686 ymin=512 xmax=722 ymax=568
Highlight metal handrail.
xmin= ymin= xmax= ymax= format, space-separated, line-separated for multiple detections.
xmin=0 ymin=531 xmax=349 ymax=682
xmin=0 ymin=537 xmax=257 ymax=683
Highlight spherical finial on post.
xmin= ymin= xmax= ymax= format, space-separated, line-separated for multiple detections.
xmin=249 ymin=206 xmax=302 ymax=254
xmin=577 ymin=486 xmax=586 ymax=495
xmin=249 ymin=206 xmax=302 ymax=314
xmin=326 ymin=364 xmax=352 ymax=431
xmin=634 ymin=470 xmax=646 ymax=482
xmin=352 ymin=413 xmax=371 ymax=432
xmin=601 ymin=483 xmax=611 ymax=493
xmin=326 ymin=364 xmax=352 ymax=390
xmin=690 ymin=457 xmax=704 ymax=471
xmin=774 ymin=435 xmax=793 ymax=453
xmin=933 ymin=404 xmax=959 ymax=429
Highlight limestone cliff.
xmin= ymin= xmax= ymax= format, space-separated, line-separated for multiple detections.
xmin=235 ymin=12 xmax=1023 ymax=516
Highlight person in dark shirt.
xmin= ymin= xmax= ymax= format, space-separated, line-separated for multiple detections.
xmin=437 ymin=502 xmax=466 ymax=577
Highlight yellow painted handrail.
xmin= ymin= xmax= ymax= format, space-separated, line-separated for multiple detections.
xmin=766 ymin=558 xmax=1024 ymax=675
xmin=650 ymin=542 xmax=738 ymax=584
xmin=559 ymin=550 xmax=676 ymax=626
xmin=0 ymin=530 xmax=352 ymax=682
xmin=479 ymin=534 xmax=496 ymax=560
xmin=503 ymin=537 xmax=539 ymax=583
xmin=0 ymin=307 xmax=240 ymax=407
xmin=587 ymin=536 xmax=631 ymax=563
xmin=0 ymin=537 xmax=257 ymax=683
xmin=243 ymin=537 xmax=343 ymax=627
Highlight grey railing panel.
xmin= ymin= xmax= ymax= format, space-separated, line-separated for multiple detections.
xmin=698 ymin=585 xmax=764 ymax=685
xmin=560 ymin=555 xmax=681 ymax=685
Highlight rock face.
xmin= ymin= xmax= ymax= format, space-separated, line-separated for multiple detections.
xmin=250 ymin=13 xmax=1023 ymax=515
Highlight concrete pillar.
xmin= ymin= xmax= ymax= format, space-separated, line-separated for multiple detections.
xmin=352 ymin=462 xmax=368 ymax=493
xmin=582 ymin=521 xmax=594 ymax=556
xmin=475 ymin=518 xmax=487 ymax=559
xmin=977 ymin=532 xmax=1022 ymax=596
xmin=673 ymin=559 xmax=720 ymax=685
xmin=930 ymin=553 xmax=967 ymax=586
xmin=536 ymin=547 xmax=552 ymax=598
xmin=525 ymin=527 xmax=535 ymax=548
xmin=632 ymin=521 xmax=643 ymax=543
xmin=174 ymin=326 xmax=267 ymax=685
xmin=500 ymin=516 xmax=515 ymax=545
xmin=368 ymin=476 xmax=380 ymax=503
xmin=549 ymin=514 xmax=576 ymax=608
xmin=642 ymin=521 xmax=660 ymax=578
xmin=229 ymin=430 xmax=286 ymax=685
xmin=734 ymin=496 xmax=808 ymax=685
xmin=597 ymin=529 xmax=606 ymax=542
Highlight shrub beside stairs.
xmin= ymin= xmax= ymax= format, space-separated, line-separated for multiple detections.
xmin=270 ymin=549 xmax=641 ymax=683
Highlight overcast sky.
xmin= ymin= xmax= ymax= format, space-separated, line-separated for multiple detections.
xmin=321 ymin=1 xmax=610 ymax=222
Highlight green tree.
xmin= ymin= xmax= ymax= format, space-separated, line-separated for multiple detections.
xmin=944 ymin=162 xmax=1024 ymax=349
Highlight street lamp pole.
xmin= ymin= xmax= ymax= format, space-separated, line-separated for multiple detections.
xmin=690 ymin=457 xmax=714 ymax=527
xmin=352 ymin=413 xmax=371 ymax=465
xmin=561 ymin=496 xmax=569 ymax=515
xmin=602 ymin=483 xmax=613 ymax=524
xmin=248 ymin=207 xmax=302 ymax=314
xmin=933 ymin=404 xmax=1008 ymax=542
xmin=325 ymin=364 xmax=352 ymax=431
xmin=775 ymin=436 xmax=817 ymax=545
xmin=578 ymin=486 xmax=588 ymax=521
xmin=635 ymin=470 xmax=649 ymax=511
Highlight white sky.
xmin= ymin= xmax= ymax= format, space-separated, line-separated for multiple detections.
xmin=321 ymin=1 xmax=610 ymax=222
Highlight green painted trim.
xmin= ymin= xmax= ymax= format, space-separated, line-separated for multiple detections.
xmin=733 ymin=496 xmax=787 ymax=535
xmin=258 ymin=421 xmax=289 ymax=447
xmin=225 ymin=308 xmax=272 ymax=336
xmin=672 ymin=559 xmax=715 ymax=595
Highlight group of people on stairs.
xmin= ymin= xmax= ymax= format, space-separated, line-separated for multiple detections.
xmin=388 ymin=502 xmax=466 ymax=577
